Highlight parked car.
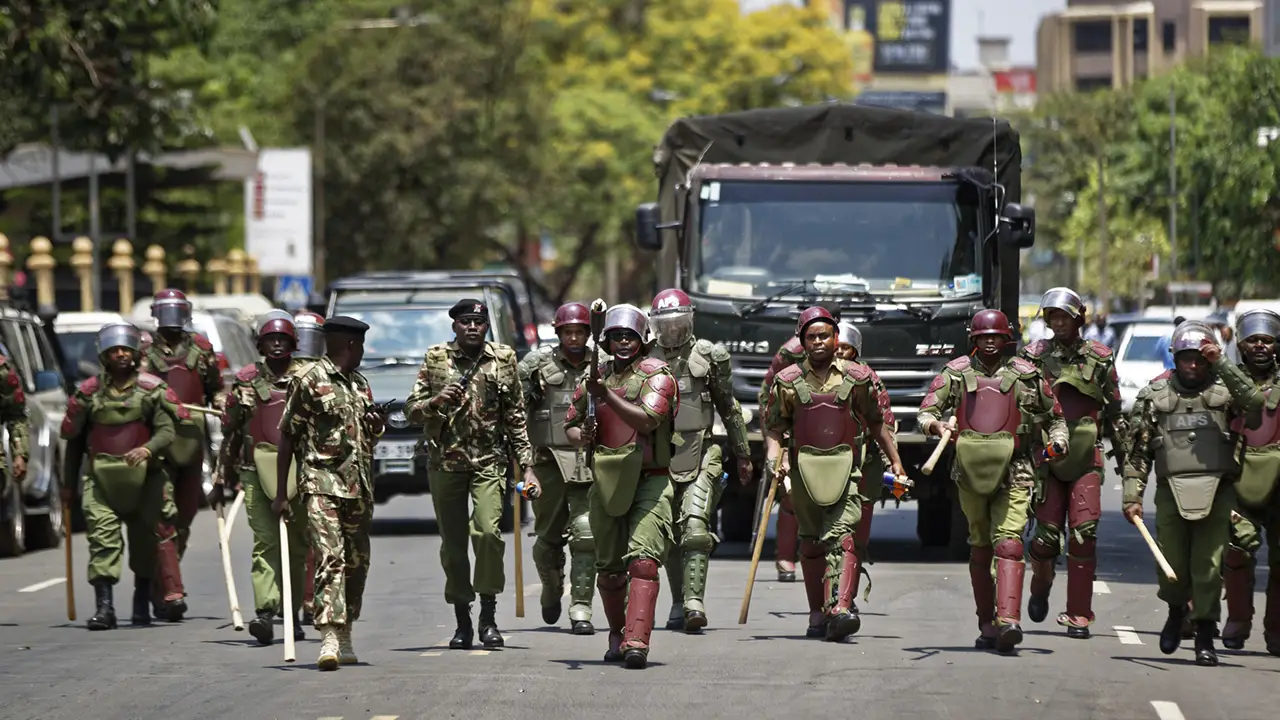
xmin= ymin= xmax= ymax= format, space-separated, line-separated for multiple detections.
xmin=130 ymin=292 xmax=277 ymax=329
xmin=52 ymin=311 xmax=127 ymax=384
xmin=1113 ymin=318 xmax=1222 ymax=414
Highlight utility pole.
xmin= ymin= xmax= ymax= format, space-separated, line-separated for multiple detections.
xmin=1097 ymin=151 xmax=1110 ymax=313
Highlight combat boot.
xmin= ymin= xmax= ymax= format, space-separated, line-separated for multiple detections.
xmin=1026 ymin=541 xmax=1056 ymax=624
xmin=130 ymin=576 xmax=152 ymax=626
xmin=317 ymin=625 xmax=339 ymax=671
xmin=1159 ymin=603 xmax=1185 ymax=655
xmin=337 ymin=624 xmax=357 ymax=664
xmin=824 ymin=535 xmax=861 ymax=642
xmin=248 ymin=609 xmax=275 ymax=646
xmin=993 ymin=542 xmax=1026 ymax=655
xmin=478 ymin=595 xmax=504 ymax=649
xmin=681 ymin=550 xmax=710 ymax=633
xmin=533 ymin=541 xmax=564 ymax=626
xmin=621 ymin=559 xmax=661 ymax=670
xmin=567 ymin=551 xmax=596 ymax=635
xmin=87 ymin=581 xmax=117 ymax=631
xmin=1194 ymin=620 xmax=1219 ymax=667
xmin=293 ymin=609 xmax=306 ymax=641
xmin=449 ymin=603 xmax=474 ymax=650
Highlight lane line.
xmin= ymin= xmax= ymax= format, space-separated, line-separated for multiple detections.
xmin=1151 ymin=701 xmax=1186 ymax=720
xmin=1093 ymin=580 xmax=1112 ymax=594
xmin=370 ymin=716 xmax=400 ymax=719
xmin=18 ymin=577 xmax=66 ymax=593
xmin=1114 ymin=625 xmax=1143 ymax=645
xmin=420 ymin=651 xmax=443 ymax=657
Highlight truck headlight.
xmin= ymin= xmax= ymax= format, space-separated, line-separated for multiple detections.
xmin=388 ymin=410 xmax=409 ymax=429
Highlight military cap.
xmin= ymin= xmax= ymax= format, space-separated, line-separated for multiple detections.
xmin=449 ymin=298 xmax=489 ymax=321
xmin=322 ymin=315 xmax=370 ymax=336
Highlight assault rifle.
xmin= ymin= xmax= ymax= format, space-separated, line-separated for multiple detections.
xmin=585 ymin=298 xmax=608 ymax=469
xmin=442 ymin=358 xmax=485 ymax=440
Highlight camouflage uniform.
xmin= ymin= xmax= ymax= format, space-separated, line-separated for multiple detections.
xmin=517 ymin=345 xmax=596 ymax=630
xmin=759 ymin=338 xmax=805 ymax=581
xmin=403 ymin=341 xmax=534 ymax=606
xmin=62 ymin=372 xmax=186 ymax=627
xmin=220 ymin=359 xmax=309 ymax=623
xmin=139 ymin=332 xmax=223 ymax=559
xmin=0 ymin=357 xmax=29 ymax=493
xmin=280 ymin=356 xmax=377 ymax=632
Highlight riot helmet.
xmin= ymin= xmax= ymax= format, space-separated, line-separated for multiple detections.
xmin=293 ymin=311 xmax=327 ymax=359
xmin=152 ymin=288 xmax=192 ymax=330
xmin=649 ymin=289 xmax=694 ymax=348
xmin=97 ymin=322 xmax=143 ymax=357
xmin=1236 ymin=309 xmax=1280 ymax=343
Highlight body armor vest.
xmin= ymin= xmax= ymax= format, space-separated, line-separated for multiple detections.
xmin=86 ymin=391 xmax=152 ymax=456
xmin=157 ymin=351 xmax=205 ymax=405
xmin=957 ymin=376 xmax=1022 ymax=443
xmin=1234 ymin=386 xmax=1280 ymax=448
xmin=782 ymin=363 xmax=868 ymax=457
xmin=655 ymin=341 xmax=714 ymax=476
xmin=1149 ymin=381 xmax=1238 ymax=479
xmin=529 ymin=350 xmax=586 ymax=449
xmin=248 ymin=384 xmax=288 ymax=447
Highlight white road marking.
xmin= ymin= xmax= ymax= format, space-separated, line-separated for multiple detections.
xmin=469 ymin=650 xmax=491 ymax=656
xmin=370 ymin=716 xmax=400 ymax=719
xmin=1150 ymin=701 xmax=1186 ymax=720
xmin=1113 ymin=484 xmax=1122 ymax=491
xmin=1093 ymin=580 xmax=1112 ymax=594
xmin=1114 ymin=625 xmax=1143 ymax=645
xmin=420 ymin=651 xmax=443 ymax=657
xmin=18 ymin=577 xmax=66 ymax=593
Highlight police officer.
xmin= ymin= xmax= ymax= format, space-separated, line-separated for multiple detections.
xmin=61 ymin=322 xmax=186 ymax=628
xmin=1126 ymin=321 xmax=1264 ymax=666
xmin=647 ymin=289 xmax=751 ymax=632
xmin=517 ymin=302 xmax=599 ymax=634
xmin=1019 ymin=287 xmax=1126 ymax=639
xmin=1222 ymin=309 xmax=1280 ymax=654
xmin=764 ymin=307 xmax=904 ymax=643
xmin=293 ymin=309 xmax=326 ymax=624
xmin=218 ymin=315 xmax=308 ymax=645
xmin=918 ymin=309 xmax=1068 ymax=655
xmin=403 ymin=299 xmax=538 ymax=651
xmin=565 ymin=304 xmax=679 ymax=669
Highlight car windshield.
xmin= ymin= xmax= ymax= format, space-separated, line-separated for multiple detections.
xmin=1123 ymin=333 xmax=1168 ymax=362
xmin=58 ymin=330 xmax=102 ymax=375
xmin=694 ymin=180 xmax=983 ymax=299
xmin=342 ymin=307 xmax=476 ymax=362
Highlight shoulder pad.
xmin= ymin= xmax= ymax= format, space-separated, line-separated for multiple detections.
xmin=1009 ymin=357 xmax=1038 ymax=376
xmin=776 ymin=365 xmax=804 ymax=384
xmin=137 ymin=372 xmax=164 ymax=390
xmin=490 ymin=343 xmax=516 ymax=362
xmin=139 ymin=337 xmax=153 ymax=352
xmin=191 ymin=334 xmax=213 ymax=351
xmin=843 ymin=360 xmax=873 ymax=381
xmin=783 ymin=336 xmax=805 ymax=357
xmin=1151 ymin=369 xmax=1174 ymax=383
xmin=235 ymin=364 xmax=260 ymax=382
xmin=424 ymin=344 xmax=450 ymax=363
xmin=77 ymin=376 xmax=101 ymax=395
xmin=1021 ymin=339 xmax=1049 ymax=358
xmin=1085 ymin=339 xmax=1113 ymax=359
xmin=635 ymin=357 xmax=668 ymax=375
xmin=695 ymin=338 xmax=726 ymax=359
xmin=945 ymin=356 xmax=972 ymax=372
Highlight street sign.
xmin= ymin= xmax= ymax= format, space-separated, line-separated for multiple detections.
xmin=1167 ymin=281 xmax=1213 ymax=296
xmin=275 ymin=275 xmax=313 ymax=311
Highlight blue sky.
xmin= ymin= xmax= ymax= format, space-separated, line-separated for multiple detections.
xmin=740 ymin=0 xmax=1068 ymax=71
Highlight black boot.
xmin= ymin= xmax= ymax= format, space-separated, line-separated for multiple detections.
xmin=449 ymin=603 xmax=474 ymax=650
xmin=479 ymin=595 xmax=504 ymax=648
xmin=130 ymin=577 xmax=151 ymax=626
xmin=293 ymin=610 xmax=306 ymax=641
xmin=248 ymin=610 xmax=275 ymax=646
xmin=1160 ymin=603 xmax=1185 ymax=655
xmin=1195 ymin=620 xmax=1219 ymax=667
xmin=87 ymin=581 xmax=117 ymax=631
xmin=1027 ymin=595 xmax=1049 ymax=624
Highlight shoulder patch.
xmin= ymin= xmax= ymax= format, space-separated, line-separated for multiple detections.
xmin=844 ymin=360 xmax=873 ymax=382
xmin=137 ymin=372 xmax=164 ymax=390
xmin=425 ymin=344 xmax=450 ymax=363
xmin=776 ymin=365 xmax=804 ymax=384
xmin=1009 ymin=357 xmax=1038 ymax=375
xmin=945 ymin=355 xmax=972 ymax=372
xmin=1022 ymin=339 xmax=1049 ymax=358
xmin=635 ymin=357 xmax=668 ymax=375
xmin=77 ymin=376 xmax=101 ymax=395
xmin=235 ymin=364 xmax=260 ymax=382
xmin=191 ymin=334 xmax=213 ymax=351
xmin=1085 ymin=339 xmax=1113 ymax=359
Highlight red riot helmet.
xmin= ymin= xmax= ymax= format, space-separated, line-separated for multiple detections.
xmin=795 ymin=306 xmax=836 ymax=337
xmin=293 ymin=311 xmax=326 ymax=359
xmin=258 ymin=318 xmax=297 ymax=342
xmin=969 ymin=309 xmax=1013 ymax=339
xmin=553 ymin=302 xmax=590 ymax=329
xmin=152 ymin=288 xmax=192 ymax=329
xmin=649 ymin=289 xmax=694 ymax=348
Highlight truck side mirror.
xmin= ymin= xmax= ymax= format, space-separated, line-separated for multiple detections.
xmin=1000 ymin=203 xmax=1036 ymax=249
xmin=634 ymin=203 xmax=662 ymax=251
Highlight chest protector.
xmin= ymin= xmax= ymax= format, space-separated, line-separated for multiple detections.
xmin=87 ymin=388 xmax=153 ymax=515
xmin=528 ymin=350 xmax=583 ymax=450
xmin=1037 ymin=349 xmax=1107 ymax=482
xmin=1231 ymin=385 xmax=1280 ymax=507
xmin=781 ymin=361 xmax=868 ymax=507
xmin=1150 ymin=380 xmax=1237 ymax=520
xmin=153 ymin=344 xmax=206 ymax=406
xmin=953 ymin=359 xmax=1029 ymax=497
xmin=592 ymin=360 xmax=672 ymax=518
xmin=658 ymin=341 xmax=715 ymax=478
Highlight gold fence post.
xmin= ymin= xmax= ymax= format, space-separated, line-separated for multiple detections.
xmin=109 ymin=239 xmax=136 ymax=314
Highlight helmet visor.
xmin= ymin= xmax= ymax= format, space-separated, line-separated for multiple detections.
xmin=649 ymin=308 xmax=693 ymax=348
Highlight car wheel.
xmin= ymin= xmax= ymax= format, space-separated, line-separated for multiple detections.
xmin=0 ymin=480 xmax=26 ymax=558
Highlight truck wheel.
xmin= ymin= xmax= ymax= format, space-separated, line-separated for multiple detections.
xmin=916 ymin=493 xmax=952 ymax=547
xmin=0 ymin=481 xmax=25 ymax=558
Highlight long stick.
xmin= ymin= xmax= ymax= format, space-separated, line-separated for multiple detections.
xmin=739 ymin=453 xmax=783 ymax=624
xmin=921 ymin=427 xmax=953 ymax=475
xmin=215 ymin=501 xmax=245 ymax=631
xmin=63 ymin=496 xmax=75 ymax=622
xmin=181 ymin=403 xmax=221 ymax=416
xmin=225 ymin=488 xmax=245 ymax=529
xmin=1131 ymin=515 xmax=1177 ymax=582
xmin=281 ymin=516 xmax=296 ymax=663
xmin=513 ymin=460 xmax=525 ymax=619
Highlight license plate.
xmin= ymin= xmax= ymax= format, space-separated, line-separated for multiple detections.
xmin=374 ymin=441 xmax=417 ymax=460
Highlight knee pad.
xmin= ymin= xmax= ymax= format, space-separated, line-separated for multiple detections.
xmin=1225 ymin=546 xmax=1254 ymax=570
xmin=994 ymin=538 xmax=1024 ymax=561
xmin=1030 ymin=522 xmax=1062 ymax=558
xmin=567 ymin=515 xmax=594 ymax=554
xmin=679 ymin=518 xmax=715 ymax=553
xmin=1070 ymin=519 xmax=1099 ymax=540
xmin=800 ymin=539 xmax=826 ymax=559
xmin=596 ymin=571 xmax=627 ymax=592
xmin=1066 ymin=536 xmax=1097 ymax=560
xmin=628 ymin=558 xmax=660 ymax=581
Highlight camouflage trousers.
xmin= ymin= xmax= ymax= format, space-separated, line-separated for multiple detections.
xmin=306 ymin=493 xmax=373 ymax=627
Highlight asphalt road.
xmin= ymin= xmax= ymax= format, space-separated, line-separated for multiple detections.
xmin=1 ymin=467 xmax=1276 ymax=720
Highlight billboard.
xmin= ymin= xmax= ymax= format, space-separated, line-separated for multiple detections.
xmin=993 ymin=69 xmax=1037 ymax=94
xmin=845 ymin=0 xmax=952 ymax=75
xmin=244 ymin=148 xmax=313 ymax=277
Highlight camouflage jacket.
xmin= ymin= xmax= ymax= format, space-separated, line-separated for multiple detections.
xmin=564 ymin=357 xmax=679 ymax=471
xmin=517 ymin=345 xmax=594 ymax=461
xmin=60 ymin=372 xmax=184 ymax=455
xmin=1123 ymin=359 xmax=1264 ymax=504
xmin=764 ymin=358 xmax=885 ymax=443
xmin=403 ymin=341 xmax=534 ymax=473
xmin=0 ymin=356 xmax=29 ymax=463
xmin=917 ymin=355 xmax=1068 ymax=457
xmin=139 ymin=331 xmax=225 ymax=410
xmin=1020 ymin=337 xmax=1127 ymax=447
xmin=220 ymin=358 xmax=305 ymax=473
xmin=650 ymin=338 xmax=750 ymax=460
xmin=280 ymin=356 xmax=377 ymax=499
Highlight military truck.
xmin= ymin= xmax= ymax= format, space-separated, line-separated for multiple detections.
xmin=634 ymin=104 xmax=1035 ymax=554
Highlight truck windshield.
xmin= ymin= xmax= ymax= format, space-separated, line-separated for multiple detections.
xmin=694 ymin=180 xmax=983 ymax=299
